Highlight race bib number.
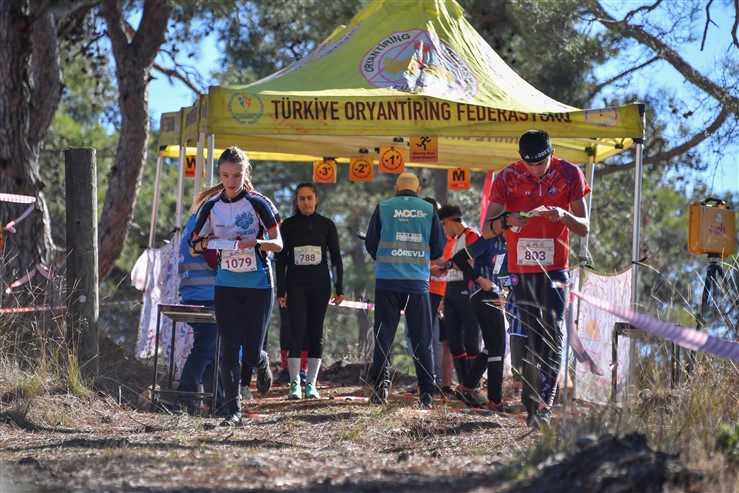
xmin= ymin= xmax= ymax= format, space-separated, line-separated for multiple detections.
xmin=294 ymin=245 xmax=322 ymax=266
xmin=517 ymin=238 xmax=554 ymax=266
xmin=446 ymin=268 xmax=464 ymax=282
xmin=221 ymin=250 xmax=258 ymax=272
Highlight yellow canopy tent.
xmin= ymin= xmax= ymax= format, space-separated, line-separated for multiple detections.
xmin=201 ymin=0 xmax=644 ymax=171
xmin=159 ymin=0 xmax=649 ymax=398
xmin=175 ymin=0 xmax=647 ymax=312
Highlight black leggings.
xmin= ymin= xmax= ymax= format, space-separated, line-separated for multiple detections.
xmin=512 ymin=270 xmax=568 ymax=412
xmin=286 ymin=279 xmax=331 ymax=358
xmin=463 ymin=291 xmax=507 ymax=403
xmin=444 ymin=293 xmax=480 ymax=358
xmin=214 ymin=286 xmax=272 ymax=412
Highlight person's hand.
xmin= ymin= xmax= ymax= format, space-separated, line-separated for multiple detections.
xmin=477 ymin=276 xmax=495 ymax=291
xmin=506 ymin=212 xmax=529 ymax=228
xmin=539 ymin=206 xmax=566 ymax=222
xmin=331 ymin=294 xmax=345 ymax=306
xmin=277 ymin=296 xmax=287 ymax=308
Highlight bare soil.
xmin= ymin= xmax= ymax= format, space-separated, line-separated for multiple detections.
xmin=0 ymin=350 xmax=731 ymax=492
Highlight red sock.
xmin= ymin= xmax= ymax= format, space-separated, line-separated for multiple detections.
xmin=281 ymin=349 xmax=288 ymax=370
xmin=300 ymin=351 xmax=308 ymax=372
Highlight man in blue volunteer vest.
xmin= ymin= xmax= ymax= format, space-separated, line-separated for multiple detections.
xmin=364 ymin=172 xmax=445 ymax=408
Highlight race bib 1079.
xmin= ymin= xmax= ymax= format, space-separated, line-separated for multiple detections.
xmin=221 ymin=250 xmax=258 ymax=272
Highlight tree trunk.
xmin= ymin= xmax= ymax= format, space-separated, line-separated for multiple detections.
xmin=0 ymin=2 xmax=61 ymax=306
xmin=97 ymin=0 xmax=172 ymax=280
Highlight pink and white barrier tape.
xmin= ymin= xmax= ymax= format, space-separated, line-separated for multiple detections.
xmin=1 ymin=193 xmax=37 ymax=233
xmin=337 ymin=300 xmax=374 ymax=310
xmin=0 ymin=193 xmax=36 ymax=204
xmin=572 ymin=288 xmax=739 ymax=361
xmin=0 ymin=299 xmax=137 ymax=315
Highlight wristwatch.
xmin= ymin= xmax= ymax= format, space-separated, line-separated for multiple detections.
xmin=500 ymin=214 xmax=510 ymax=230
xmin=254 ymin=241 xmax=262 ymax=250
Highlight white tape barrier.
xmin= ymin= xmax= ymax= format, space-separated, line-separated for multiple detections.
xmin=572 ymin=288 xmax=739 ymax=361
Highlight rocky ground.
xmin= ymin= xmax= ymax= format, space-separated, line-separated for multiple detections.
xmin=0 ymin=359 xmax=733 ymax=492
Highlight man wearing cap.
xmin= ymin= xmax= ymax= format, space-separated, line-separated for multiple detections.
xmin=482 ymin=129 xmax=591 ymax=430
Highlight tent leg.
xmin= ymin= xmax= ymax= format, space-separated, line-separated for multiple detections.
xmin=628 ymin=139 xmax=644 ymax=406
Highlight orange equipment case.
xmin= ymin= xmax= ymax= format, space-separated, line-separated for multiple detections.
xmin=688 ymin=198 xmax=735 ymax=258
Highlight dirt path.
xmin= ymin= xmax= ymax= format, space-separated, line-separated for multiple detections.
xmin=1 ymin=381 xmax=539 ymax=492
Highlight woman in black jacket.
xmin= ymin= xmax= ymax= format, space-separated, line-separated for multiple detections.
xmin=275 ymin=183 xmax=344 ymax=399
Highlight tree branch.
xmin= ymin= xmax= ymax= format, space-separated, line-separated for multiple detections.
xmin=623 ymin=0 xmax=663 ymax=24
xmin=701 ymin=0 xmax=714 ymax=51
xmin=595 ymin=108 xmax=730 ymax=177
xmin=589 ymin=1 xmax=739 ymax=116
xmin=586 ymin=56 xmax=659 ymax=101
xmin=152 ymin=62 xmax=202 ymax=96
xmin=733 ymin=0 xmax=739 ymax=49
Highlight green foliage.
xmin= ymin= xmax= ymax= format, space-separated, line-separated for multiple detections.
xmin=214 ymin=0 xmax=366 ymax=83
xmin=461 ymin=0 xmax=617 ymax=106
xmin=715 ymin=422 xmax=739 ymax=463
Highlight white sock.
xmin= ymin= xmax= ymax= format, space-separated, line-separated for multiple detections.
xmin=288 ymin=358 xmax=301 ymax=385
xmin=307 ymin=358 xmax=321 ymax=386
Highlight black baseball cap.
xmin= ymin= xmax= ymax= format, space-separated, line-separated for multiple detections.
xmin=518 ymin=130 xmax=553 ymax=163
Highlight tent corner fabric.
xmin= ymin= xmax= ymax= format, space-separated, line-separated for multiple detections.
xmin=195 ymin=0 xmax=643 ymax=171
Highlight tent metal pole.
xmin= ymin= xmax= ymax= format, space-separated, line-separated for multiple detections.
xmin=580 ymin=158 xmax=595 ymax=263
xmin=628 ymin=139 xmax=644 ymax=405
xmin=207 ymin=134 xmax=215 ymax=186
xmin=565 ymin=156 xmax=595 ymax=413
xmin=194 ymin=132 xmax=205 ymax=200
xmin=148 ymin=156 xmax=163 ymax=249
xmin=140 ymin=155 xmax=164 ymax=311
xmin=175 ymin=146 xmax=186 ymax=231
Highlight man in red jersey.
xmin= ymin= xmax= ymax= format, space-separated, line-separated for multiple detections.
xmin=482 ymin=130 xmax=591 ymax=430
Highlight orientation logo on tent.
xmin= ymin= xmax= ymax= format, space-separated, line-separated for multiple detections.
xmin=360 ymin=29 xmax=477 ymax=100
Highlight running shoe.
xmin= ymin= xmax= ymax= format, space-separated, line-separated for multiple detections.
xmin=304 ymin=382 xmax=320 ymax=399
xmin=241 ymin=386 xmax=254 ymax=401
xmin=288 ymin=381 xmax=302 ymax=400
xmin=487 ymin=400 xmax=515 ymax=414
xmin=219 ymin=412 xmax=242 ymax=427
xmin=419 ymin=392 xmax=434 ymax=409
xmin=454 ymin=384 xmax=486 ymax=409
xmin=369 ymin=382 xmax=389 ymax=405
xmin=534 ymin=407 xmax=551 ymax=432
xmin=256 ymin=357 xmax=273 ymax=396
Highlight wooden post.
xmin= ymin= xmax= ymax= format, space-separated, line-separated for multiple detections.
xmin=65 ymin=148 xmax=99 ymax=379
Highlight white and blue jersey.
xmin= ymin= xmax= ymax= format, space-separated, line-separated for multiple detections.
xmin=193 ymin=189 xmax=281 ymax=289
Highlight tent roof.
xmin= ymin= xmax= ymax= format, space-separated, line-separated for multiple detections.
xmin=197 ymin=0 xmax=644 ymax=171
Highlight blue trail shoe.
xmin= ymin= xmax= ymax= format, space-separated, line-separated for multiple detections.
xmin=288 ymin=381 xmax=302 ymax=400
xmin=305 ymin=382 xmax=320 ymax=399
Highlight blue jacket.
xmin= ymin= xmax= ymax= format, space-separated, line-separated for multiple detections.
xmin=179 ymin=214 xmax=216 ymax=302
xmin=365 ymin=190 xmax=444 ymax=293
